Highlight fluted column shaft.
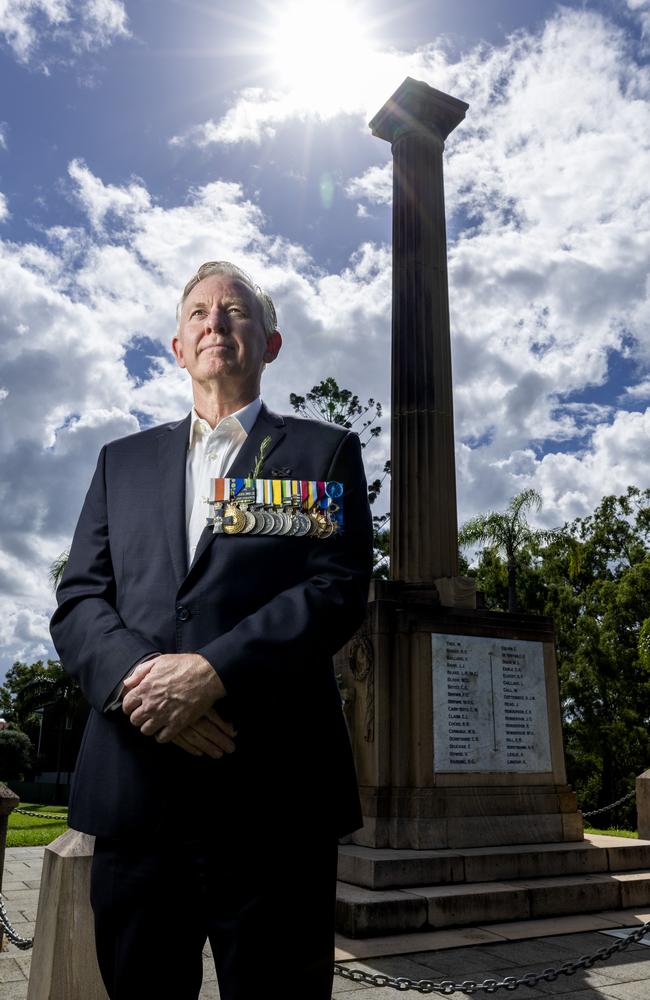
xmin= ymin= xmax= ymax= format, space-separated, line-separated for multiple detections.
xmin=370 ymin=79 xmax=467 ymax=583
xmin=390 ymin=125 xmax=458 ymax=581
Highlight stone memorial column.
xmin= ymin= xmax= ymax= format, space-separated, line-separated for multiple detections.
xmin=369 ymin=78 xmax=468 ymax=583
xmin=334 ymin=77 xmax=582 ymax=856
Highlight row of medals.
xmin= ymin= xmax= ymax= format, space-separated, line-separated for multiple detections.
xmin=208 ymin=501 xmax=339 ymax=538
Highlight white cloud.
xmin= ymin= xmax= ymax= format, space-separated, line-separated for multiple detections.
xmin=623 ymin=378 xmax=650 ymax=399
xmin=68 ymin=158 xmax=151 ymax=231
xmin=0 ymin=0 xmax=129 ymax=65
xmin=345 ymin=163 xmax=391 ymax=206
xmin=0 ymin=123 xmax=7 ymax=150
xmin=80 ymin=0 xmax=128 ymax=48
xmin=170 ymin=45 xmax=451 ymax=147
xmin=0 ymin=193 xmax=8 ymax=222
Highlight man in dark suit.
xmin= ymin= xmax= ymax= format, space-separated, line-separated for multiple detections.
xmin=50 ymin=261 xmax=373 ymax=1000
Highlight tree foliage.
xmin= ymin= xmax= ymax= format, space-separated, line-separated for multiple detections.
xmin=0 ymin=660 xmax=81 ymax=743
xmin=465 ymin=486 xmax=650 ymax=827
xmin=459 ymin=489 xmax=556 ymax=612
xmin=0 ymin=730 xmax=33 ymax=780
xmin=289 ymin=376 xmax=391 ymax=508
xmin=289 ymin=376 xmax=391 ymax=574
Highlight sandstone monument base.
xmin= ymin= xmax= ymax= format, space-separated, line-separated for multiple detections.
xmin=336 ymin=581 xmax=583 ymax=852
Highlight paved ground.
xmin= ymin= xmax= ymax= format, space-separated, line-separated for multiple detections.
xmin=3 ymin=847 xmax=650 ymax=999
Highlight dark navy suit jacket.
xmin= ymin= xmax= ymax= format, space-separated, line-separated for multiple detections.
xmin=50 ymin=403 xmax=373 ymax=841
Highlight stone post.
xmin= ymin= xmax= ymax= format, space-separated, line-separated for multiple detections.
xmin=27 ymin=829 xmax=108 ymax=1000
xmin=0 ymin=781 xmax=19 ymax=951
xmin=636 ymin=770 xmax=650 ymax=840
xmin=369 ymin=77 xmax=468 ymax=584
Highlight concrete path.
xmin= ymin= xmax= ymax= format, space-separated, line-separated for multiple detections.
xmin=2 ymin=847 xmax=650 ymax=999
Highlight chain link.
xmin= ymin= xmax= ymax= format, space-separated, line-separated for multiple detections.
xmin=582 ymin=789 xmax=636 ymax=819
xmin=0 ymin=894 xmax=34 ymax=950
xmin=334 ymin=920 xmax=650 ymax=994
xmin=14 ymin=807 xmax=68 ymax=821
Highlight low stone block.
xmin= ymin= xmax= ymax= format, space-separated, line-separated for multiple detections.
xmin=524 ymin=874 xmax=620 ymax=918
xmin=462 ymin=843 xmax=607 ymax=883
xmin=445 ymin=814 xmax=565 ymax=849
xmin=337 ymin=845 xmax=464 ymax=889
xmin=606 ymin=843 xmax=650 ymax=872
xmin=614 ymin=872 xmax=650 ymax=908
xmin=410 ymin=881 xmax=530 ymax=929
xmin=387 ymin=818 xmax=450 ymax=850
xmin=335 ymin=882 xmax=428 ymax=938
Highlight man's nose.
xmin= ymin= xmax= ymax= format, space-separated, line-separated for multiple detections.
xmin=205 ymin=308 xmax=228 ymax=332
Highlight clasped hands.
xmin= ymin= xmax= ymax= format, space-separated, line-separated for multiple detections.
xmin=121 ymin=653 xmax=236 ymax=759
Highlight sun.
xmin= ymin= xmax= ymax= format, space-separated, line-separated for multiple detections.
xmin=267 ymin=0 xmax=378 ymax=112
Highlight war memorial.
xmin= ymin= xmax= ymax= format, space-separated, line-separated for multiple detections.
xmin=333 ymin=77 xmax=650 ymax=940
xmin=3 ymin=77 xmax=650 ymax=998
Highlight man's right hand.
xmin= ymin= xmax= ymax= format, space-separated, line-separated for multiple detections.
xmin=172 ymin=707 xmax=237 ymax=758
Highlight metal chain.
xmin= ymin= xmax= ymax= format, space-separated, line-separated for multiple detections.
xmin=582 ymin=789 xmax=636 ymax=819
xmin=14 ymin=807 xmax=68 ymax=821
xmin=0 ymin=894 xmax=33 ymax=950
xmin=334 ymin=920 xmax=650 ymax=994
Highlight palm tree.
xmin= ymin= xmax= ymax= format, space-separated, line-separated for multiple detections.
xmin=49 ymin=550 xmax=69 ymax=591
xmin=15 ymin=664 xmax=82 ymax=800
xmin=459 ymin=489 xmax=555 ymax=613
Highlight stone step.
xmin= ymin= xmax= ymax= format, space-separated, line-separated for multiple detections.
xmin=338 ymin=834 xmax=650 ymax=889
xmin=336 ymin=869 xmax=650 ymax=938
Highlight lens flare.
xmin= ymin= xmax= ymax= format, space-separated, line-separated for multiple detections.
xmin=268 ymin=0 xmax=377 ymax=111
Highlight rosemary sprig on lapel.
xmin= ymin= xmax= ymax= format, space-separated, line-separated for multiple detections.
xmin=249 ymin=435 xmax=272 ymax=478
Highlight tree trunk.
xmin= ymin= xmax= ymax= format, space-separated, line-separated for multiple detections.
xmin=507 ymin=561 xmax=517 ymax=613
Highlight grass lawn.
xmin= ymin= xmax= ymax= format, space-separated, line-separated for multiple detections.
xmin=584 ymin=825 xmax=637 ymax=838
xmin=1 ymin=809 xmax=637 ymax=849
xmin=7 ymin=802 xmax=69 ymax=847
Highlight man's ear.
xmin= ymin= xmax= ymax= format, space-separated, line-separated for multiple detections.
xmin=171 ymin=334 xmax=186 ymax=369
xmin=264 ymin=330 xmax=282 ymax=363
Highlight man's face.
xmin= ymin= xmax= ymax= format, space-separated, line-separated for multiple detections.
xmin=172 ymin=274 xmax=281 ymax=389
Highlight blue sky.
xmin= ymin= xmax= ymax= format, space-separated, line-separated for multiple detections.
xmin=0 ymin=0 xmax=649 ymax=681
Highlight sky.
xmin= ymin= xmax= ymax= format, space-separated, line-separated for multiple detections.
xmin=0 ymin=0 xmax=649 ymax=682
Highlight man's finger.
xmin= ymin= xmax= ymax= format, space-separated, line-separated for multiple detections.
xmin=140 ymin=718 xmax=164 ymax=737
xmin=192 ymin=715 xmax=236 ymax=754
xmin=122 ymin=659 xmax=157 ymax=690
xmin=172 ymin=734 xmax=203 ymax=757
xmin=121 ymin=690 xmax=142 ymax=715
xmin=177 ymin=725 xmax=225 ymax=759
xmin=204 ymin=707 xmax=238 ymax=738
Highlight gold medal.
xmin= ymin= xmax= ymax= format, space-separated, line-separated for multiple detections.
xmin=307 ymin=512 xmax=322 ymax=536
xmin=318 ymin=515 xmax=334 ymax=538
xmin=223 ymin=503 xmax=247 ymax=535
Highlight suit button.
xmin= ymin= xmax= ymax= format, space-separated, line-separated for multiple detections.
xmin=176 ymin=605 xmax=191 ymax=622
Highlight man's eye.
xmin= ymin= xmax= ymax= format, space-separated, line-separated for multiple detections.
xmin=190 ymin=309 xmax=205 ymax=318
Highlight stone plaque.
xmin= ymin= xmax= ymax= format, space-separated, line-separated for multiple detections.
xmin=432 ymin=635 xmax=552 ymax=773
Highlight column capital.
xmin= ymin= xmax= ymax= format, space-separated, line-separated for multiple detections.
xmin=369 ymin=77 xmax=469 ymax=145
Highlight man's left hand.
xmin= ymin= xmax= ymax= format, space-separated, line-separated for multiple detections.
xmin=121 ymin=653 xmax=226 ymax=742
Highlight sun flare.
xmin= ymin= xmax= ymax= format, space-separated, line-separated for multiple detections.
xmin=268 ymin=0 xmax=378 ymax=111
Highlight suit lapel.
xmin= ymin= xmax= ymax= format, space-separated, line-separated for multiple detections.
xmin=158 ymin=414 xmax=191 ymax=586
xmin=188 ymin=402 xmax=287 ymax=572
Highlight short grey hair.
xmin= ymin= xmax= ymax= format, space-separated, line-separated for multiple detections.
xmin=176 ymin=261 xmax=278 ymax=336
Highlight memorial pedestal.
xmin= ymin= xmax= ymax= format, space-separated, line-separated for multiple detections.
xmin=336 ymin=581 xmax=583 ymax=850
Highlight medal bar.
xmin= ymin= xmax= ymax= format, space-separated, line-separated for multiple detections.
xmin=206 ymin=478 xmax=344 ymax=538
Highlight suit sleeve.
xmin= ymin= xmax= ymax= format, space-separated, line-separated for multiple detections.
xmin=49 ymin=446 xmax=160 ymax=713
xmin=197 ymin=430 xmax=374 ymax=701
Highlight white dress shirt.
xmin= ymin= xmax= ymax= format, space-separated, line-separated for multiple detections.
xmin=105 ymin=395 xmax=262 ymax=710
xmin=185 ymin=395 xmax=262 ymax=567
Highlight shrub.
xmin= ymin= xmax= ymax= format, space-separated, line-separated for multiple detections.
xmin=0 ymin=729 xmax=34 ymax=780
